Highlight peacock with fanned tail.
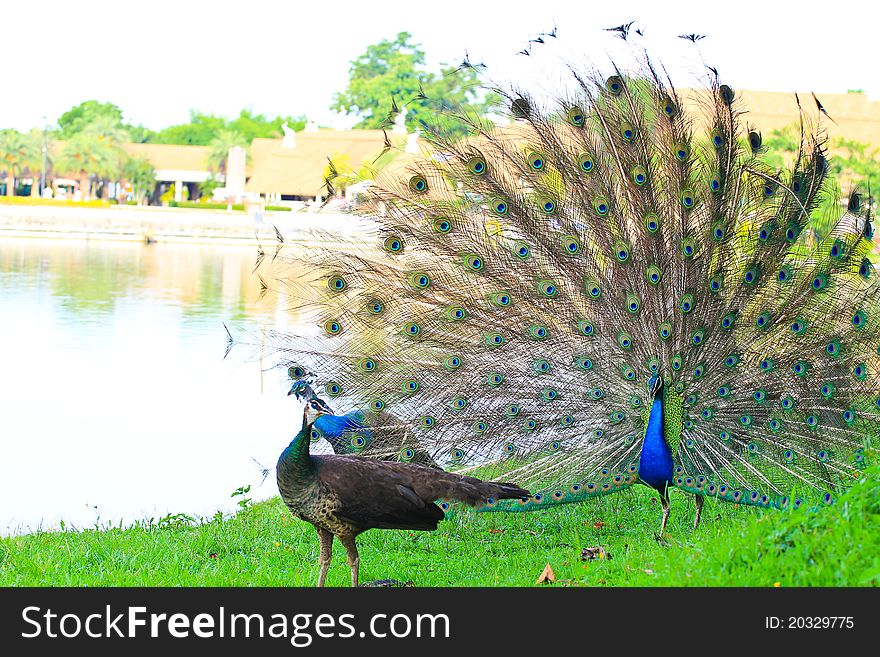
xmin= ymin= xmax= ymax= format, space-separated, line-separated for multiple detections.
xmin=251 ymin=37 xmax=877 ymax=535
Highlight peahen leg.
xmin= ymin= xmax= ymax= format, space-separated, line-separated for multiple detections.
xmin=658 ymin=490 xmax=671 ymax=537
xmin=316 ymin=527 xmax=333 ymax=587
xmin=693 ymin=494 xmax=704 ymax=529
xmin=340 ymin=534 xmax=360 ymax=587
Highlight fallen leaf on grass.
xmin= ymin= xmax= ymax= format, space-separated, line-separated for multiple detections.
xmin=536 ymin=563 xmax=556 ymax=585
xmin=593 ymin=521 xmax=605 ymax=529
xmin=488 ymin=528 xmax=504 ymax=534
xmin=580 ymin=546 xmax=610 ymax=561
xmin=644 ymin=569 xmax=654 ymax=575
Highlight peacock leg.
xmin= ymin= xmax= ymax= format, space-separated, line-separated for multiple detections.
xmin=658 ymin=489 xmax=671 ymax=537
xmin=693 ymin=494 xmax=704 ymax=529
xmin=340 ymin=534 xmax=360 ymax=587
xmin=316 ymin=527 xmax=333 ymax=587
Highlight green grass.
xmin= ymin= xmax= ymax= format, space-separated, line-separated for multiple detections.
xmin=2 ymin=467 xmax=877 ymax=587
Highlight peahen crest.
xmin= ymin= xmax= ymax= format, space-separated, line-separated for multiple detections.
xmin=251 ymin=34 xmax=877 ymax=525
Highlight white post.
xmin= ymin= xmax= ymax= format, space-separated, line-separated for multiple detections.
xmin=174 ymin=180 xmax=183 ymax=203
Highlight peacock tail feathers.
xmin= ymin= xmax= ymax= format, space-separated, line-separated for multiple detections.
xmin=254 ymin=38 xmax=877 ymax=514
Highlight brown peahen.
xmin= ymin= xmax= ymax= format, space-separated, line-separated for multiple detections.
xmin=277 ymin=383 xmax=530 ymax=586
xmin=251 ymin=29 xmax=876 ymax=536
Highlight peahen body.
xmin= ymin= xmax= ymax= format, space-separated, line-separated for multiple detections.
xmin=277 ymin=384 xmax=530 ymax=586
xmin=255 ymin=33 xmax=876 ymax=534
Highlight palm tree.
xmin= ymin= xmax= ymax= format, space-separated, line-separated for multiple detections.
xmin=55 ymin=117 xmax=129 ymax=200
xmin=207 ymin=129 xmax=247 ymax=175
xmin=0 ymin=129 xmax=27 ymax=196
xmin=22 ymin=129 xmax=48 ymax=197
xmin=122 ymin=155 xmax=156 ymax=204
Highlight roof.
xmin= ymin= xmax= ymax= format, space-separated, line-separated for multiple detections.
xmin=679 ymin=89 xmax=880 ymax=149
xmin=122 ymin=142 xmax=211 ymax=172
xmin=245 ymin=129 xmax=403 ymax=197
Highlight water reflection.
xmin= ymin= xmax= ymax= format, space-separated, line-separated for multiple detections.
xmin=0 ymin=237 xmax=306 ymax=535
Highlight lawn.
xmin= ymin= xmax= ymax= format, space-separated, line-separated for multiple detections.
xmin=2 ymin=462 xmax=877 ymax=587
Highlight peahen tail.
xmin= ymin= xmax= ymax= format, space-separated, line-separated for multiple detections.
xmin=251 ymin=33 xmax=877 ymax=515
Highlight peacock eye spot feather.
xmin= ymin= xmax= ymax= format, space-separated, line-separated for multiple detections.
xmin=720 ymin=84 xmax=735 ymax=104
xmin=527 ymin=151 xmax=546 ymax=171
xmin=466 ymin=154 xmax=488 ymax=176
xmin=463 ymin=253 xmax=485 ymax=272
xmin=659 ymin=322 xmax=672 ymax=340
xmin=681 ymin=237 xmax=695 ymax=256
xmin=562 ymin=235 xmax=581 ymax=255
xmin=680 ymin=294 xmax=694 ymax=314
xmin=323 ymin=320 xmax=342 ymax=335
xmin=433 ymin=218 xmax=452 ymax=233
xmin=593 ymin=197 xmax=609 ymax=216
xmin=661 ymin=95 xmax=677 ymax=117
xmin=710 ymin=174 xmax=722 ymax=192
xmin=328 ymin=275 xmax=347 ymax=292
xmin=529 ymin=325 xmax=549 ymax=340
xmin=288 ymin=365 xmax=306 ymax=379
xmin=492 ymin=199 xmax=509 ymax=215
xmin=325 ymin=382 xmax=342 ymax=397
xmin=645 ymin=213 xmax=660 ymax=233
xmin=711 ymin=130 xmax=725 ymax=148
xmin=511 ymin=97 xmax=530 ymax=118
xmin=408 ymin=175 xmax=428 ymax=193
xmin=748 ymin=131 xmax=763 ymax=152
xmin=383 ymin=236 xmax=404 ymax=253
xmin=852 ymin=310 xmax=867 ymax=328
xmin=606 ymin=75 xmax=623 ymax=94
xmin=578 ymin=153 xmax=595 ymax=173
xmin=566 ymin=107 xmax=586 ymax=126
xmin=577 ymin=320 xmax=595 ymax=337
xmin=680 ymin=191 xmax=696 ymax=210
xmin=485 ymin=332 xmax=505 ymax=347
xmin=620 ymin=123 xmax=635 ymax=141
xmin=538 ymin=280 xmax=558 ymax=298
xmin=540 ymin=198 xmax=557 ymax=214
xmin=487 ymin=372 xmax=505 ymax=386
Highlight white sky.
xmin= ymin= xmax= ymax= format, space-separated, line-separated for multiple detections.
xmin=2 ymin=0 xmax=878 ymax=132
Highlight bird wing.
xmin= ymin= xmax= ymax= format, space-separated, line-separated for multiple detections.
xmin=313 ymin=455 xmax=444 ymax=530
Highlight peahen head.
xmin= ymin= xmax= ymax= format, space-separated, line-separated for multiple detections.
xmin=300 ymin=395 xmax=333 ymax=428
xmin=647 ymin=374 xmax=664 ymax=401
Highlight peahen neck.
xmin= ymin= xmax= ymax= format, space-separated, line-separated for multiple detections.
xmin=638 ymin=394 xmax=674 ymax=491
xmin=278 ymin=420 xmax=316 ymax=479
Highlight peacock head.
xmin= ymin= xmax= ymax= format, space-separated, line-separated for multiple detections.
xmin=647 ymin=374 xmax=664 ymax=400
xmin=288 ymin=380 xmax=312 ymax=400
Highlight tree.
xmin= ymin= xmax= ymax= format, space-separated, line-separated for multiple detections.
xmin=122 ymin=156 xmax=156 ymax=203
xmin=21 ymin=129 xmax=47 ymax=196
xmin=150 ymin=109 xmax=306 ymax=146
xmin=207 ymin=128 xmax=247 ymax=174
xmin=0 ymin=130 xmax=26 ymax=196
xmin=55 ymin=117 xmax=129 ymax=200
xmin=57 ymin=100 xmax=154 ymax=143
xmin=331 ymin=32 xmax=496 ymax=139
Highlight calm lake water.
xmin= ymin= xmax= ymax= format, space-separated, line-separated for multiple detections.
xmin=0 ymin=236 xmax=312 ymax=535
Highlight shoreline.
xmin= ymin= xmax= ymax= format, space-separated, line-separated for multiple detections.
xmin=0 ymin=203 xmax=365 ymax=245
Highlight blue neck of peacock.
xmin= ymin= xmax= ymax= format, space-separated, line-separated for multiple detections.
xmin=637 ymin=395 xmax=674 ymax=491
